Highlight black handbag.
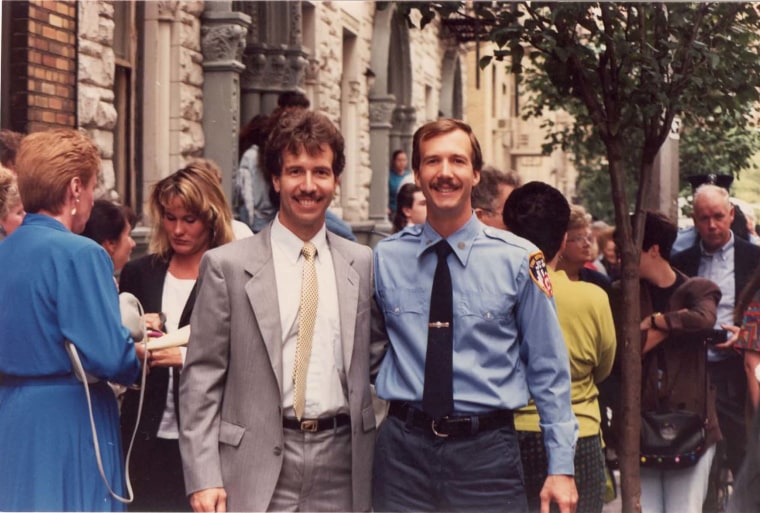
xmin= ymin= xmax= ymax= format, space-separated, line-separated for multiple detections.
xmin=639 ymin=409 xmax=706 ymax=469
xmin=639 ymin=343 xmax=708 ymax=469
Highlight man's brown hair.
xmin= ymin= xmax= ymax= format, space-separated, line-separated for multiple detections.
xmin=262 ymin=109 xmax=345 ymax=183
xmin=411 ymin=119 xmax=483 ymax=173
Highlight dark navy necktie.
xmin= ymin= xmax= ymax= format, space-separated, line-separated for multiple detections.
xmin=422 ymin=240 xmax=454 ymax=419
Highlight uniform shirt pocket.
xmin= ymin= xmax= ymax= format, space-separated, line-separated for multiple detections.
xmin=380 ymin=287 xmax=426 ymax=316
xmin=459 ymin=292 xmax=511 ymax=322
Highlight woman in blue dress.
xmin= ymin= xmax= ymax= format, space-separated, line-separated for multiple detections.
xmin=0 ymin=129 xmax=142 ymax=511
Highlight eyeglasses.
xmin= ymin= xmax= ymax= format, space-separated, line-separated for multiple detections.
xmin=566 ymin=234 xmax=593 ymax=244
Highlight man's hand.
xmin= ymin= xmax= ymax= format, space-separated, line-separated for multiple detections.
xmin=713 ymin=324 xmax=741 ymax=350
xmin=540 ymin=474 xmax=577 ymax=513
xmin=149 ymin=346 xmax=184 ymax=368
xmin=190 ymin=487 xmax=227 ymax=513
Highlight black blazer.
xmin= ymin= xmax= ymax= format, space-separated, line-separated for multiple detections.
xmin=119 ymin=254 xmax=197 ymax=441
xmin=671 ymin=235 xmax=760 ymax=308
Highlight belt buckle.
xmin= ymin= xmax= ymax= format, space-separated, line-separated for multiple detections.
xmin=300 ymin=420 xmax=319 ymax=432
xmin=431 ymin=418 xmax=449 ymax=438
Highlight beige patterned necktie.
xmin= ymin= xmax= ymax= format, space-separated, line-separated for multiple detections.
xmin=293 ymin=241 xmax=318 ymax=420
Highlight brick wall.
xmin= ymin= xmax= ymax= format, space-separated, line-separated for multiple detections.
xmin=9 ymin=0 xmax=77 ymax=133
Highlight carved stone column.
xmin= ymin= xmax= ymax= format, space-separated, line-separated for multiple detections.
xmin=399 ymin=105 xmax=417 ymax=158
xmin=239 ymin=2 xmax=308 ymax=119
xmin=341 ymin=79 xmax=363 ymax=221
xmin=201 ymin=4 xmax=250 ymax=203
xmin=368 ymin=94 xmax=397 ymax=228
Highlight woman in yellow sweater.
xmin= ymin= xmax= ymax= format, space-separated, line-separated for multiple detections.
xmin=504 ymin=182 xmax=616 ymax=513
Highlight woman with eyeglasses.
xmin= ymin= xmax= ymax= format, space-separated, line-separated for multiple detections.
xmin=118 ymin=164 xmax=234 ymax=511
xmin=557 ymin=205 xmax=611 ymax=292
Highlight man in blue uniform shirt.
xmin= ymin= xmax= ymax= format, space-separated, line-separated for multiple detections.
xmin=372 ymin=118 xmax=578 ymax=512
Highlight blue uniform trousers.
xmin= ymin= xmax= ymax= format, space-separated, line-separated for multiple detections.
xmin=372 ymin=414 xmax=527 ymax=512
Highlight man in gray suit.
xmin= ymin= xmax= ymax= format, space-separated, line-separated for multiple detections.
xmin=179 ymin=109 xmax=383 ymax=512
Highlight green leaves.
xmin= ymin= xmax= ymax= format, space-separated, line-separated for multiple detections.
xmin=404 ymin=1 xmax=760 ymax=219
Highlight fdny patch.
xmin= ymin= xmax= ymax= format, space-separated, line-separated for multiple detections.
xmin=528 ymin=251 xmax=553 ymax=298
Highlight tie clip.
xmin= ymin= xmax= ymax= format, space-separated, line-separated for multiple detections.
xmin=428 ymin=321 xmax=450 ymax=328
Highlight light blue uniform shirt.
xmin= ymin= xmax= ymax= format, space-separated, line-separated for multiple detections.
xmin=698 ymin=232 xmax=736 ymax=362
xmin=673 ymin=226 xmax=698 ymax=254
xmin=374 ymin=214 xmax=578 ymax=475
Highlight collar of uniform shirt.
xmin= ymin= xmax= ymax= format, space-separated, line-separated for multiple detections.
xmin=699 ymin=230 xmax=735 ymax=259
xmin=415 ymin=213 xmax=485 ymax=266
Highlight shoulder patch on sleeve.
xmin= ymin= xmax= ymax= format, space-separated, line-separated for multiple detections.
xmin=528 ymin=251 xmax=553 ymax=298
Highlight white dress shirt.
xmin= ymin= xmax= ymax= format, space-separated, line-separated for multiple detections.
xmin=271 ymin=216 xmax=347 ymax=418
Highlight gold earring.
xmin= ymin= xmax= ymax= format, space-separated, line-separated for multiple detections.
xmin=71 ymin=197 xmax=80 ymax=216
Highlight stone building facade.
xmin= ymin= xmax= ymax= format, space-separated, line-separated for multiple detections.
xmin=1 ymin=1 xmax=466 ymax=237
xmin=464 ymin=40 xmax=577 ymax=199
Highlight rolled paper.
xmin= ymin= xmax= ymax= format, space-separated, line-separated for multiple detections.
xmin=145 ymin=325 xmax=191 ymax=350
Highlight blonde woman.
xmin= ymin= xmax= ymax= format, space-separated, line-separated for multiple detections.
xmin=118 ymin=164 xmax=234 ymax=511
xmin=0 ymin=165 xmax=24 ymax=237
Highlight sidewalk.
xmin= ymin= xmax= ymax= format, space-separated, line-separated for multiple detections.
xmin=602 ymin=471 xmax=622 ymax=513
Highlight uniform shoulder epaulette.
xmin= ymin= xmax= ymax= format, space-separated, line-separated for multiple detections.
xmin=377 ymin=224 xmax=423 ymax=245
xmin=400 ymin=224 xmax=424 ymax=237
xmin=482 ymin=227 xmax=531 ymax=250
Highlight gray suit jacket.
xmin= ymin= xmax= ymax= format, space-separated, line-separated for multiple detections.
xmin=179 ymin=224 xmax=382 ymax=511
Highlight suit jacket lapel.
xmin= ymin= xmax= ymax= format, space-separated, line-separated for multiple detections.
xmin=243 ymin=224 xmax=284 ymax=390
xmin=179 ymin=282 xmax=197 ymax=329
xmin=329 ymin=233 xmax=360 ymax=375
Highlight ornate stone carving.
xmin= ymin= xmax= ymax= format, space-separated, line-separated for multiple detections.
xmin=201 ymin=23 xmax=248 ymax=63
xmin=400 ymin=105 xmax=417 ymax=132
xmin=241 ymin=48 xmax=267 ymax=90
xmin=348 ymin=80 xmax=361 ymax=104
xmin=284 ymin=47 xmax=308 ymax=88
xmin=369 ymin=97 xmax=396 ymax=125
xmin=237 ymin=2 xmax=260 ymax=43
xmin=391 ymin=106 xmax=408 ymax=126
xmin=304 ymin=57 xmax=320 ymax=85
xmin=268 ymin=48 xmax=289 ymax=88
xmin=241 ymin=44 xmax=309 ymax=91
xmin=157 ymin=1 xmax=179 ymax=20
xmin=289 ymin=2 xmax=302 ymax=46
xmin=231 ymin=75 xmax=240 ymax=129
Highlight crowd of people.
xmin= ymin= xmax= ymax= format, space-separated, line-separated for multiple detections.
xmin=3 ymin=97 xmax=760 ymax=513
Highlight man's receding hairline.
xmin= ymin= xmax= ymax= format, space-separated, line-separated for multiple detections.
xmin=693 ymin=184 xmax=732 ymax=213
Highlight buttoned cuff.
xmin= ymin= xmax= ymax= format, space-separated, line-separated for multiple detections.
xmin=547 ymin=446 xmax=576 ymax=476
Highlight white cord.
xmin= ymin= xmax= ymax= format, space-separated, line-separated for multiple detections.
xmin=66 ymin=331 xmax=149 ymax=503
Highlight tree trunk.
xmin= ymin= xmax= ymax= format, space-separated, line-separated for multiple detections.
xmin=618 ymin=257 xmax=642 ymax=513
xmin=607 ymin=140 xmax=643 ymax=513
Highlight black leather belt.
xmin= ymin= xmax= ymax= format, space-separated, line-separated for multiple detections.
xmin=282 ymin=414 xmax=350 ymax=433
xmin=388 ymin=401 xmax=514 ymax=438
